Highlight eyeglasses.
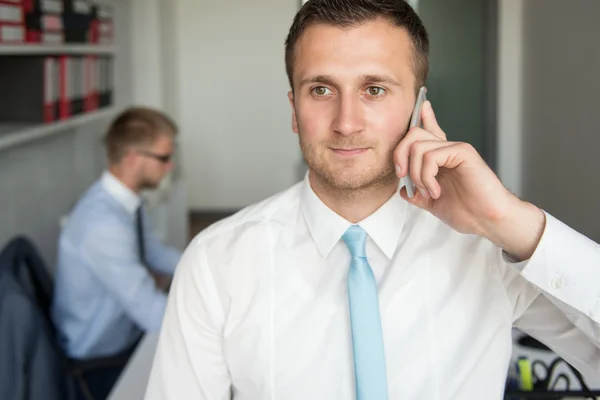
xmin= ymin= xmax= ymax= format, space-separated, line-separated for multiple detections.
xmin=137 ymin=150 xmax=173 ymax=163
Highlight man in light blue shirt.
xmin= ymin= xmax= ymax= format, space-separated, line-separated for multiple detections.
xmin=51 ymin=106 xmax=182 ymax=399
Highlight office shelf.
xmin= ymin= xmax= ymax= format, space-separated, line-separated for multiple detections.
xmin=0 ymin=45 xmax=116 ymax=55
xmin=0 ymin=107 xmax=117 ymax=151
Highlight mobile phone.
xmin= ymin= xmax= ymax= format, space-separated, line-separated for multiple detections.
xmin=400 ymin=86 xmax=427 ymax=198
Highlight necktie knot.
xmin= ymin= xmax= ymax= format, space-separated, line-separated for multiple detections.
xmin=342 ymin=225 xmax=367 ymax=258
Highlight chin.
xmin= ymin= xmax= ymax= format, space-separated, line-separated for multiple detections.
xmin=316 ymin=166 xmax=395 ymax=191
xmin=141 ymin=181 xmax=161 ymax=190
xmin=330 ymin=172 xmax=371 ymax=190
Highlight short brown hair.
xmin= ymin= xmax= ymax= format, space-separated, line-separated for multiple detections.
xmin=284 ymin=0 xmax=429 ymax=92
xmin=104 ymin=106 xmax=178 ymax=164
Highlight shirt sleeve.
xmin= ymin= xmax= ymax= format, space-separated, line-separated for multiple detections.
xmin=145 ymin=240 xmax=232 ymax=400
xmin=500 ymin=211 xmax=600 ymax=379
xmin=519 ymin=212 xmax=600 ymax=324
xmin=84 ymin=220 xmax=168 ymax=332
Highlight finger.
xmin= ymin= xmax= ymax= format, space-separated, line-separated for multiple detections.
xmin=421 ymin=153 xmax=442 ymax=199
xmin=420 ymin=142 xmax=476 ymax=198
xmin=421 ymin=101 xmax=446 ymax=140
xmin=394 ymin=126 xmax=444 ymax=178
xmin=409 ymin=140 xmax=455 ymax=197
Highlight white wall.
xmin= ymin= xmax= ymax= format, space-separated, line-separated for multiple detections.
xmin=519 ymin=0 xmax=600 ymax=243
xmin=496 ymin=0 xmax=600 ymax=242
xmin=124 ymin=0 xmax=189 ymax=249
xmin=172 ymin=0 xmax=303 ymax=210
xmin=129 ymin=0 xmax=164 ymax=110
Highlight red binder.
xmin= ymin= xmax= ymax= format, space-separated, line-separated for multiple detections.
xmin=83 ymin=55 xmax=98 ymax=111
xmin=95 ymin=3 xmax=112 ymax=44
xmin=23 ymin=0 xmax=64 ymax=43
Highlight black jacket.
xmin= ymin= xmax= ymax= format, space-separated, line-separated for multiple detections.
xmin=0 ymin=236 xmax=74 ymax=400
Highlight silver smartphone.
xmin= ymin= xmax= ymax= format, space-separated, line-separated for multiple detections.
xmin=400 ymin=86 xmax=427 ymax=198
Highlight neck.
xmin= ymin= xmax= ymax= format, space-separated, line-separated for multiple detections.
xmin=309 ymin=171 xmax=398 ymax=223
xmin=108 ymin=165 xmax=141 ymax=194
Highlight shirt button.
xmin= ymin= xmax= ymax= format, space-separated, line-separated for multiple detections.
xmin=550 ymin=277 xmax=564 ymax=289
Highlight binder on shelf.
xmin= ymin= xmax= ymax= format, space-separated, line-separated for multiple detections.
xmin=70 ymin=55 xmax=84 ymax=115
xmin=93 ymin=55 xmax=100 ymax=108
xmin=62 ymin=0 xmax=92 ymax=43
xmin=91 ymin=2 xmax=111 ymax=44
xmin=37 ymin=29 xmax=61 ymax=42
xmin=23 ymin=0 xmax=63 ymax=14
xmin=0 ymin=24 xmax=24 ymax=42
xmin=0 ymin=56 xmax=59 ymax=124
xmin=96 ymin=18 xmax=111 ymax=44
xmin=0 ymin=1 xmax=24 ymax=23
xmin=83 ymin=55 xmax=91 ymax=111
xmin=58 ymin=55 xmax=72 ymax=120
xmin=24 ymin=9 xmax=64 ymax=43
xmin=62 ymin=0 xmax=91 ymax=14
xmin=99 ymin=56 xmax=112 ymax=107
xmin=44 ymin=56 xmax=58 ymax=121
xmin=0 ymin=0 xmax=25 ymax=43
xmin=83 ymin=55 xmax=97 ymax=111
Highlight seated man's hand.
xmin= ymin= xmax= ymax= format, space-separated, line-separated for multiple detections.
xmin=150 ymin=271 xmax=172 ymax=293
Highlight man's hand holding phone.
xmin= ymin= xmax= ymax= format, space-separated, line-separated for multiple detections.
xmin=393 ymin=92 xmax=545 ymax=261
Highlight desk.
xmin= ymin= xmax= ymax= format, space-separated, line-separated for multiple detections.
xmin=107 ymin=333 xmax=160 ymax=400
xmin=510 ymin=330 xmax=600 ymax=399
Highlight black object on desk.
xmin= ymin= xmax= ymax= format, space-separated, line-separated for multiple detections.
xmin=518 ymin=334 xmax=551 ymax=351
xmin=505 ymin=356 xmax=599 ymax=399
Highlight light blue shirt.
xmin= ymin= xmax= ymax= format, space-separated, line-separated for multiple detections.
xmin=51 ymin=171 xmax=181 ymax=359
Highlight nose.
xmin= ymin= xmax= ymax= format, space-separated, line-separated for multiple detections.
xmin=331 ymin=93 xmax=365 ymax=136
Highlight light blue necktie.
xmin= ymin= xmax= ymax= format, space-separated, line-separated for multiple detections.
xmin=343 ymin=225 xmax=388 ymax=400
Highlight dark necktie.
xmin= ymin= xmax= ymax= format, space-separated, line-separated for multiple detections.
xmin=135 ymin=205 xmax=147 ymax=266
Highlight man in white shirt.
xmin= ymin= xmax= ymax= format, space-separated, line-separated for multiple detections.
xmin=146 ymin=1 xmax=600 ymax=399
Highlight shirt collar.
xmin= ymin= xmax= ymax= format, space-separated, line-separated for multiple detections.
xmin=300 ymin=172 xmax=407 ymax=259
xmin=100 ymin=170 xmax=142 ymax=214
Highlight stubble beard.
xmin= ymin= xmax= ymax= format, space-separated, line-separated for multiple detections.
xmin=299 ymin=134 xmax=400 ymax=201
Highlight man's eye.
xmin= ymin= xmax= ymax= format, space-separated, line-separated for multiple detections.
xmin=367 ymin=87 xmax=385 ymax=97
xmin=313 ymin=86 xmax=332 ymax=96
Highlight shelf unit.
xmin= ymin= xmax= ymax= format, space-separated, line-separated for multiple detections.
xmin=0 ymin=44 xmax=118 ymax=151
xmin=0 ymin=45 xmax=116 ymax=55
xmin=0 ymin=107 xmax=117 ymax=151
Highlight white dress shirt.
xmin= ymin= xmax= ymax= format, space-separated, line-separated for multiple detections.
xmin=146 ymin=174 xmax=600 ymax=399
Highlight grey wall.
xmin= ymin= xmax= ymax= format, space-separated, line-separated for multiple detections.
xmin=0 ymin=125 xmax=108 ymax=270
xmin=521 ymin=0 xmax=600 ymax=242
xmin=418 ymin=0 xmax=489 ymax=160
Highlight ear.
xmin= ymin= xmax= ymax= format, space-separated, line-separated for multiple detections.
xmin=288 ymin=91 xmax=299 ymax=134
xmin=121 ymin=148 xmax=138 ymax=167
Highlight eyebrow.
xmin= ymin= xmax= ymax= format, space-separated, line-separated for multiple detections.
xmin=299 ymin=74 xmax=401 ymax=87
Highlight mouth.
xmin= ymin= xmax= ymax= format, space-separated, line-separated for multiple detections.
xmin=330 ymin=148 xmax=369 ymax=156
